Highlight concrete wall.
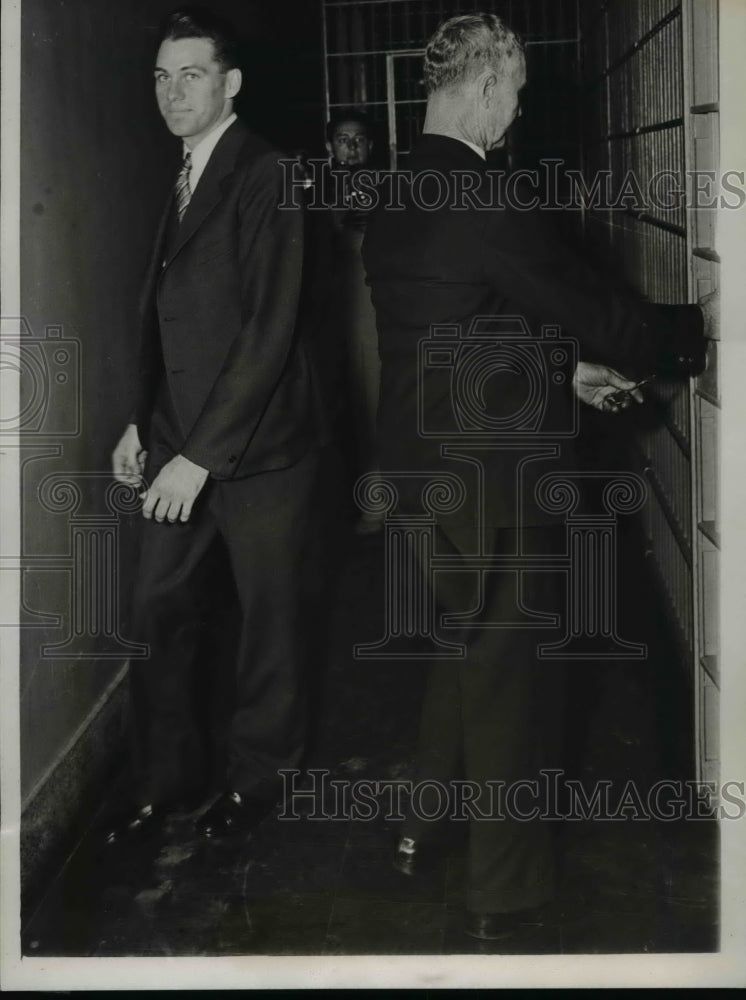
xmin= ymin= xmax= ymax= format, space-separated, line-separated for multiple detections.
xmin=21 ymin=0 xmax=165 ymax=806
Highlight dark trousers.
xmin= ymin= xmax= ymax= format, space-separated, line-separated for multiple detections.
xmin=128 ymin=382 xmax=318 ymax=806
xmin=404 ymin=524 xmax=566 ymax=914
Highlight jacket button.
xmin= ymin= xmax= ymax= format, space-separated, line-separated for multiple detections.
xmin=228 ymin=456 xmax=237 ymax=464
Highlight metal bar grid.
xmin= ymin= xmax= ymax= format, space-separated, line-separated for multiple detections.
xmin=681 ymin=0 xmax=720 ymax=792
xmin=643 ymin=476 xmax=695 ymax=661
xmin=590 ymin=211 xmax=687 ymax=303
xmin=638 ymin=418 xmax=693 ymax=548
xmin=579 ymin=0 xmax=695 ymax=660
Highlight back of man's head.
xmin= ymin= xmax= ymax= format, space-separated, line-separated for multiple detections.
xmin=158 ymin=6 xmax=240 ymax=71
xmin=423 ymin=12 xmax=524 ymax=95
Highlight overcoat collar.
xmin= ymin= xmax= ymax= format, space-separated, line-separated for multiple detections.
xmin=411 ymin=132 xmax=489 ymax=168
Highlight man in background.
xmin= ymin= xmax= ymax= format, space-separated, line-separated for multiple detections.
xmin=317 ymin=109 xmax=384 ymax=534
xmin=326 ymin=108 xmax=374 ymax=175
xmin=110 ymin=6 xmax=320 ymax=842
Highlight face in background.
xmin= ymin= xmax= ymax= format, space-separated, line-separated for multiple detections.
xmin=327 ymin=119 xmax=373 ymax=168
xmin=479 ymin=50 xmax=526 ymax=150
xmin=155 ymin=36 xmax=242 ymax=149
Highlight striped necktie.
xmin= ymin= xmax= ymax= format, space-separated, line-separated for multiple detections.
xmin=174 ymin=151 xmax=192 ymax=223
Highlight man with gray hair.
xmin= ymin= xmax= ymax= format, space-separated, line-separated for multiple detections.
xmin=363 ymin=12 xmax=708 ymax=941
xmin=422 ymin=9 xmax=524 ymax=107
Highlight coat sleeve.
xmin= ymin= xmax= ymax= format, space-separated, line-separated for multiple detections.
xmin=481 ymin=187 xmax=705 ymax=379
xmin=179 ymin=152 xmax=304 ymax=477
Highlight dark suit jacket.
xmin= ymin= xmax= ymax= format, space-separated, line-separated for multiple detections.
xmin=362 ymin=134 xmax=704 ymax=529
xmin=134 ymin=119 xmax=319 ymax=479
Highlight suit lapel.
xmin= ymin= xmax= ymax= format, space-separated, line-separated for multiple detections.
xmin=164 ymin=118 xmax=250 ymax=267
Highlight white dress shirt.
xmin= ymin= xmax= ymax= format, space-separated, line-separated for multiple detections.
xmin=184 ymin=112 xmax=237 ymax=191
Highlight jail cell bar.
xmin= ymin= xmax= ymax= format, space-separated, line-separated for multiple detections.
xmin=580 ymin=0 xmax=721 ymax=791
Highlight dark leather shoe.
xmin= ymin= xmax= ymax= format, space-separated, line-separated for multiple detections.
xmin=104 ymin=802 xmax=165 ymax=845
xmin=196 ymin=791 xmax=274 ymax=839
xmin=464 ymin=905 xmax=546 ymax=941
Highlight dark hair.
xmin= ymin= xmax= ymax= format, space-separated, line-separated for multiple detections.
xmin=325 ymin=108 xmax=371 ymax=144
xmin=158 ymin=6 xmax=240 ymax=71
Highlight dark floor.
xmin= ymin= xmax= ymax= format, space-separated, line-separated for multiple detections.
xmin=21 ymin=457 xmax=719 ymax=957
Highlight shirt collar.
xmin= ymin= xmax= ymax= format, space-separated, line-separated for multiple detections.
xmin=456 ymin=137 xmax=486 ymax=160
xmin=183 ymin=112 xmax=237 ymax=191
xmin=421 ymin=131 xmax=487 ymax=161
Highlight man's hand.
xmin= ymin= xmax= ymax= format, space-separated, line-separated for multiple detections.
xmin=572 ymin=361 xmax=644 ymax=413
xmin=140 ymin=454 xmax=209 ymax=524
xmin=112 ymin=423 xmax=147 ymax=485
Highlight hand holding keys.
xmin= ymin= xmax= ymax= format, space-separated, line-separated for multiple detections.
xmin=605 ymin=373 xmax=656 ymax=408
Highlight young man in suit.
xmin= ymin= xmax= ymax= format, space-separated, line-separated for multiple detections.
xmin=109 ymin=7 xmax=320 ymax=841
xmin=362 ymin=13 xmax=711 ymax=940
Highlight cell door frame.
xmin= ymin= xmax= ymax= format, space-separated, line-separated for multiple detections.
xmin=385 ymin=49 xmax=425 ymax=171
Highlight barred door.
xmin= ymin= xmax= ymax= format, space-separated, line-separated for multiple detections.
xmin=580 ymin=0 xmax=721 ymax=793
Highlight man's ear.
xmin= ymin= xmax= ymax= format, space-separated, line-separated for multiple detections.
xmin=325 ymin=140 xmax=333 ymax=157
xmin=225 ymin=67 xmax=242 ymax=99
xmin=481 ymin=70 xmax=498 ymax=106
